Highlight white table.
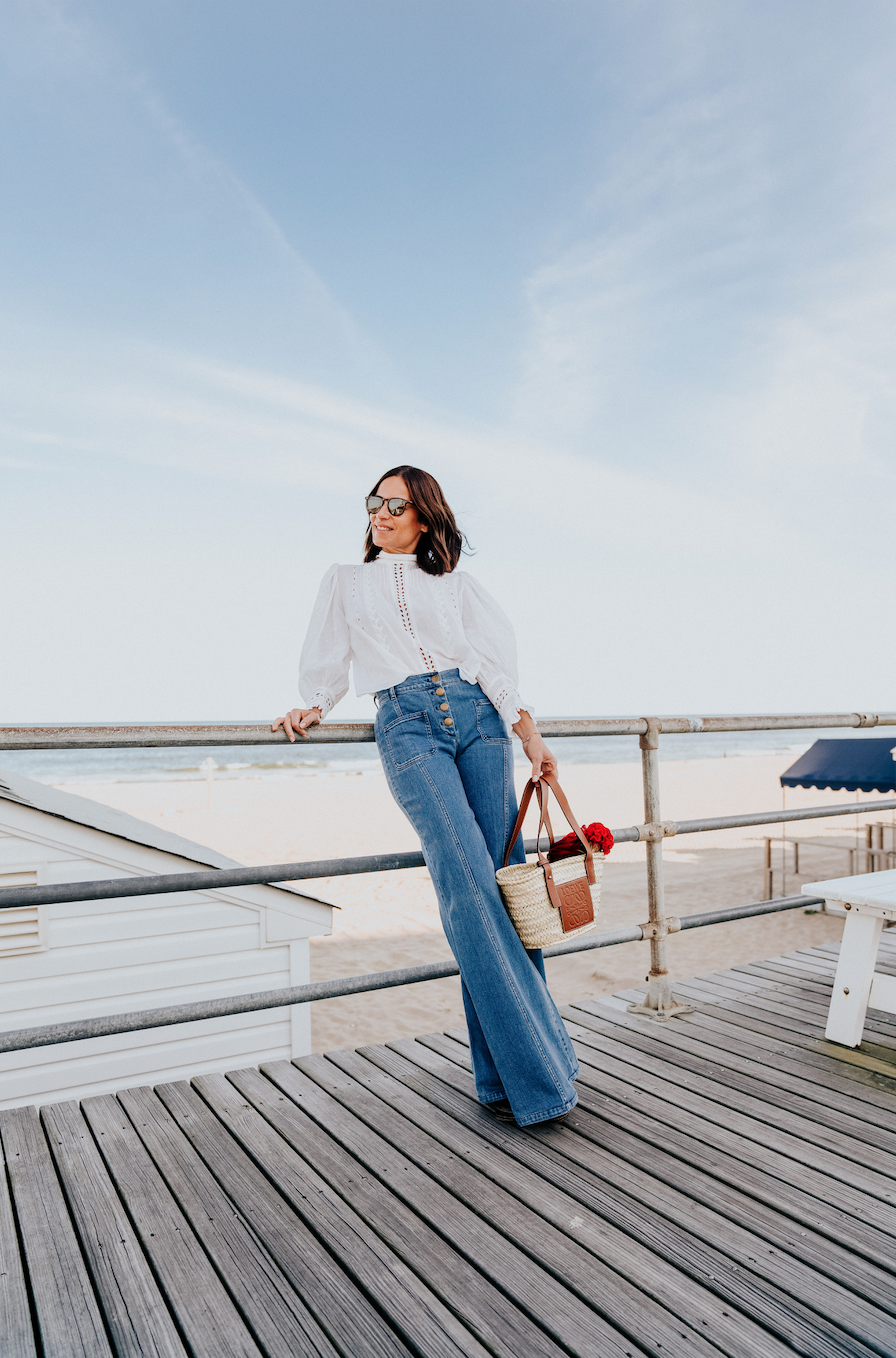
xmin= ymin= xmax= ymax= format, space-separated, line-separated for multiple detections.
xmin=803 ymin=870 xmax=896 ymax=1047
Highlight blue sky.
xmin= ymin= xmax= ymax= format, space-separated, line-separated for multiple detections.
xmin=2 ymin=0 xmax=895 ymax=722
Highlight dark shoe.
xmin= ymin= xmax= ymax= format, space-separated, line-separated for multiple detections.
xmin=531 ymin=1108 xmax=574 ymax=1127
xmin=485 ymin=1098 xmax=517 ymax=1124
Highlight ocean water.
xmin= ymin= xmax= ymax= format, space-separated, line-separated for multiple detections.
xmin=0 ymin=724 xmax=862 ymax=786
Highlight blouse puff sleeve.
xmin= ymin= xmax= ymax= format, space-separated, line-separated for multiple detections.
xmin=458 ymin=573 xmax=534 ymax=730
xmin=298 ymin=565 xmax=351 ymax=719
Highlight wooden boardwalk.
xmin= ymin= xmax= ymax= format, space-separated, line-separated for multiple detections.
xmin=2 ymin=934 xmax=895 ymax=1358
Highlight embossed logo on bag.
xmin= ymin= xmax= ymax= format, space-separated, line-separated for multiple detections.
xmin=557 ymin=877 xmax=594 ymax=932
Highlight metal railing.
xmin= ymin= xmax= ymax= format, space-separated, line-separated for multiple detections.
xmin=1 ymin=710 xmax=894 ymax=1051
xmin=2 ymin=710 xmax=892 ymax=750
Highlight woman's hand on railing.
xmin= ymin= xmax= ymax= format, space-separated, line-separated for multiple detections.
xmin=272 ymin=708 xmax=321 ymax=742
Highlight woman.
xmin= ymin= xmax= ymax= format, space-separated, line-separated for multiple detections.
xmin=273 ymin=466 xmax=578 ymax=1126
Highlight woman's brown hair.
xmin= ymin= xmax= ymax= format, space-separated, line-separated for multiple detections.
xmin=364 ymin=466 xmax=466 ymax=576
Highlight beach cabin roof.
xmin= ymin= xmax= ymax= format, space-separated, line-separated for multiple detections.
xmin=0 ymin=767 xmax=332 ymax=1106
xmin=780 ymin=736 xmax=896 ymax=794
xmin=0 ymin=767 xmax=330 ymax=908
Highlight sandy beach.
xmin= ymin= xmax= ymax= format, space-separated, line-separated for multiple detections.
xmin=59 ymin=753 xmax=891 ymax=1051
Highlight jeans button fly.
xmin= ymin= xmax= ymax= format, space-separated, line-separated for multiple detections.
xmin=444 ymin=717 xmax=454 ymax=726
xmin=435 ymin=688 xmax=445 ymax=696
xmin=440 ymin=702 xmax=449 ymax=711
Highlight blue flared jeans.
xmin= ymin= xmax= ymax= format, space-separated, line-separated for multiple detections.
xmin=374 ymin=669 xmax=578 ymax=1125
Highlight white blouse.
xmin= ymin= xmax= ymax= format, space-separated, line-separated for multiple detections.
xmin=299 ymin=553 xmax=532 ymax=728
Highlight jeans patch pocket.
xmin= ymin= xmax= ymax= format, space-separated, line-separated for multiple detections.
xmin=384 ymin=709 xmax=437 ymax=770
xmin=475 ymin=699 xmax=510 ymax=744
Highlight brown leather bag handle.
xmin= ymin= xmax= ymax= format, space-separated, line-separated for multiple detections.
xmin=503 ymin=778 xmax=537 ymax=867
xmin=537 ymin=775 xmax=595 ymax=884
xmin=503 ymin=773 xmax=595 ymax=884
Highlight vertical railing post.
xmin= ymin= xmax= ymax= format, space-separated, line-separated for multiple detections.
xmin=627 ymin=718 xmax=694 ymax=1022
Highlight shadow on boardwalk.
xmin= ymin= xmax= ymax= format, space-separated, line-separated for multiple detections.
xmin=2 ymin=935 xmax=895 ymax=1357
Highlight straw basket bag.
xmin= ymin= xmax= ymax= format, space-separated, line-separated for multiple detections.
xmin=495 ymin=773 xmax=603 ymax=950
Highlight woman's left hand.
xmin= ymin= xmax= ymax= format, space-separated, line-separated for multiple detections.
xmin=522 ymin=733 xmax=558 ymax=784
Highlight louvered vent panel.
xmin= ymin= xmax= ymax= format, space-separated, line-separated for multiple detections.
xmin=0 ymin=871 xmax=42 ymax=955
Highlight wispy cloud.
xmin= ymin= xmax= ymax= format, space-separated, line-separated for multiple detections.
xmin=133 ymin=84 xmax=382 ymax=371
xmin=512 ymin=8 xmax=896 ymax=516
xmin=2 ymin=0 xmax=389 ymax=385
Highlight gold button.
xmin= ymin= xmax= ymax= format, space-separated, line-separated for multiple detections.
xmin=435 ymin=688 xmax=445 ymax=696
xmin=444 ymin=717 xmax=454 ymax=726
xmin=440 ymin=702 xmax=449 ymax=711
xmin=431 ymin=673 xmax=440 ymax=680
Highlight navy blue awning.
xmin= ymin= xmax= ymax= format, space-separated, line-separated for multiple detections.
xmin=780 ymin=737 xmax=896 ymax=794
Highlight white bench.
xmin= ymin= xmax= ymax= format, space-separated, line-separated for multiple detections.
xmin=802 ymin=869 xmax=896 ymax=1047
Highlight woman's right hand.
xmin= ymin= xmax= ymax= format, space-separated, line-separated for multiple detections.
xmin=272 ymin=707 xmax=321 ymax=742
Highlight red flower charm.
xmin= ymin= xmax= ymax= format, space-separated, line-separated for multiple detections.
xmin=548 ymin=822 xmax=614 ymax=861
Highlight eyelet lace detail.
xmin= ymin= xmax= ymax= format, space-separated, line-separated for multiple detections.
xmin=393 ymin=562 xmax=434 ymax=672
xmin=312 ymin=692 xmax=334 ymax=718
xmin=350 ymin=566 xmax=365 ymax=630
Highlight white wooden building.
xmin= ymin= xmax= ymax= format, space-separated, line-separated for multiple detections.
xmin=0 ymin=768 xmax=333 ymax=1110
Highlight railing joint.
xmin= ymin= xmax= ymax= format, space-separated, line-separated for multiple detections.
xmin=634 ymin=819 xmax=679 ymax=842
xmin=638 ymin=916 xmax=681 ymax=940
xmin=639 ymin=717 xmax=661 ymax=751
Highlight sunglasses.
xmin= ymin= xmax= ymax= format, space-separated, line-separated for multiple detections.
xmin=366 ymin=495 xmax=413 ymax=517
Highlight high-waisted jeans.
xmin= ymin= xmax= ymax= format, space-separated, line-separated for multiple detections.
xmin=374 ymin=669 xmax=578 ymax=1125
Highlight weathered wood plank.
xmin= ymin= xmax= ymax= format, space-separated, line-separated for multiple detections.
xmin=219 ymin=1070 xmax=566 ymax=1358
xmin=372 ymin=1038 xmax=896 ymax=1321
xmin=566 ymin=1033 xmax=896 ymax=1207
xmin=704 ymin=967 xmax=837 ymax=1006
xmin=669 ymin=973 xmax=896 ymax=1053
xmin=738 ymin=959 xmax=838 ymax=987
xmin=115 ymin=1086 xmax=341 ymax=1358
xmin=263 ymin=1057 xmax=733 ymax=1358
xmin=427 ymin=1026 xmax=896 ymax=1213
xmin=730 ymin=964 xmax=896 ymax=1039
xmin=669 ymin=990 xmax=896 ymax=1075
xmin=0 ymin=1118 xmax=36 ymax=1358
xmin=40 ymin=1100 xmax=186 ymax=1358
xmin=156 ymin=1078 xmax=412 ymax=1358
xmin=565 ymin=996 xmax=896 ymax=1131
xmin=560 ymin=1005 xmax=896 ymax=1163
xmin=741 ymin=957 xmax=895 ymax=1014
xmin=0 ymin=1106 xmax=112 ymax=1358
xmin=658 ymin=1004 xmax=896 ymax=1105
xmin=411 ymin=1030 xmax=896 ymax=1256
xmin=362 ymin=1040 xmax=896 ymax=1351
xmin=740 ymin=960 xmax=896 ymax=1031
xmin=403 ymin=1031 xmax=896 ymax=1274
xmin=79 ymin=1095 xmax=263 ymax=1358
xmin=329 ymin=1044 xmax=896 ymax=1358
xmin=5 ymin=938 xmax=896 ymax=1358
xmin=220 ymin=1063 xmax=631 ymax=1358
xmin=681 ymin=972 xmax=896 ymax=1047
xmin=648 ymin=981 xmax=896 ymax=1075
xmin=189 ymin=1072 xmax=486 ymax=1358
xmin=813 ymin=940 xmax=896 ymax=971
